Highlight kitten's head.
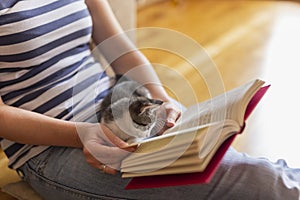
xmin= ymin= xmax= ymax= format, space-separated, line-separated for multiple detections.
xmin=129 ymin=96 xmax=163 ymax=126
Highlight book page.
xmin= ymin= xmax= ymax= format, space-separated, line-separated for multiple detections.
xmin=126 ymin=79 xmax=263 ymax=148
xmin=122 ymin=127 xmax=209 ymax=170
xmin=122 ymin=132 xmax=205 ymax=169
xmin=164 ymin=79 xmax=265 ymax=134
xmin=122 ymin=122 xmax=239 ymax=178
xmin=122 ymin=119 xmax=240 ymax=173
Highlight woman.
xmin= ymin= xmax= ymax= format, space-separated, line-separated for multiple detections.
xmin=0 ymin=0 xmax=299 ymax=199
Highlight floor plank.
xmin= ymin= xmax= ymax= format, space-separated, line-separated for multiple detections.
xmin=0 ymin=192 xmax=17 ymax=200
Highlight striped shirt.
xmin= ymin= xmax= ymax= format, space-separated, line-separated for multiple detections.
xmin=0 ymin=0 xmax=113 ymax=169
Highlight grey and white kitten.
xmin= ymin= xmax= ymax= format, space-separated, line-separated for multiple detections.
xmin=99 ymin=75 xmax=163 ymax=143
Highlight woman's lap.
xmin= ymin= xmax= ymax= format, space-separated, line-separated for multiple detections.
xmin=18 ymin=146 xmax=300 ymax=200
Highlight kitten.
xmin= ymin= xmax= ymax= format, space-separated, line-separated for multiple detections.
xmin=99 ymin=75 xmax=163 ymax=143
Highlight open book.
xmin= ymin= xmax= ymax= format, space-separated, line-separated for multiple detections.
xmin=121 ymin=79 xmax=270 ymax=189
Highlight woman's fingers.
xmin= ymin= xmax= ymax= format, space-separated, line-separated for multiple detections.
xmin=88 ymin=142 xmax=130 ymax=166
xmin=102 ymin=165 xmax=118 ymax=175
xmin=81 ymin=123 xmax=138 ymax=174
xmin=155 ymin=101 xmax=181 ymax=135
xmin=98 ymin=124 xmax=137 ymax=151
xmin=94 ymin=124 xmax=126 ymax=147
xmin=83 ymin=146 xmax=123 ymax=174
xmin=166 ymin=108 xmax=181 ymax=127
xmin=163 ymin=101 xmax=181 ymax=126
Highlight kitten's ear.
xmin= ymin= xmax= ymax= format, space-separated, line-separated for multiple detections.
xmin=139 ymin=100 xmax=162 ymax=115
xmin=149 ymin=99 xmax=164 ymax=105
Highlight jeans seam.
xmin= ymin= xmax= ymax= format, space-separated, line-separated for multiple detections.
xmin=24 ymin=162 xmax=130 ymax=200
xmin=36 ymin=147 xmax=55 ymax=175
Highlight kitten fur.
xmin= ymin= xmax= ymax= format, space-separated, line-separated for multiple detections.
xmin=99 ymin=75 xmax=163 ymax=143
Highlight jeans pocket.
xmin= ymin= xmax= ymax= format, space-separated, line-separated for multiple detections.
xmin=25 ymin=146 xmax=56 ymax=176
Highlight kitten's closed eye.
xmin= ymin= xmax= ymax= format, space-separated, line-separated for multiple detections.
xmin=129 ymin=97 xmax=163 ymax=126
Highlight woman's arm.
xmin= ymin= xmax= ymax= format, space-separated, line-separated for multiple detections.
xmin=85 ymin=0 xmax=181 ymax=126
xmin=0 ymin=96 xmax=133 ymax=174
xmin=85 ymin=0 xmax=170 ymax=101
xmin=0 ymin=96 xmax=82 ymax=147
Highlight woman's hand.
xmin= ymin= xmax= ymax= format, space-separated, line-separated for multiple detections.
xmin=78 ymin=123 xmax=136 ymax=175
xmin=155 ymin=100 xmax=182 ymax=135
xmin=163 ymin=101 xmax=182 ymax=128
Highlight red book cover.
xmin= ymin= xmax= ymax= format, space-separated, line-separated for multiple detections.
xmin=125 ymin=85 xmax=270 ymax=190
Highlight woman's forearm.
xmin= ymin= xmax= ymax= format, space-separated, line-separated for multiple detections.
xmin=0 ymin=103 xmax=83 ymax=148
xmin=110 ymin=51 xmax=171 ymax=101
xmin=85 ymin=0 xmax=171 ymax=101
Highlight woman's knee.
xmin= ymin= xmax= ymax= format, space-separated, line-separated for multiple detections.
xmin=216 ymin=155 xmax=300 ymax=199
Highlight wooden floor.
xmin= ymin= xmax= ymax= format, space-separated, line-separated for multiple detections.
xmin=137 ymin=0 xmax=300 ymax=167
xmin=0 ymin=192 xmax=16 ymax=200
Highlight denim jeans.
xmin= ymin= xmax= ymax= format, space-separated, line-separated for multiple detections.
xmin=17 ymin=146 xmax=300 ymax=200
